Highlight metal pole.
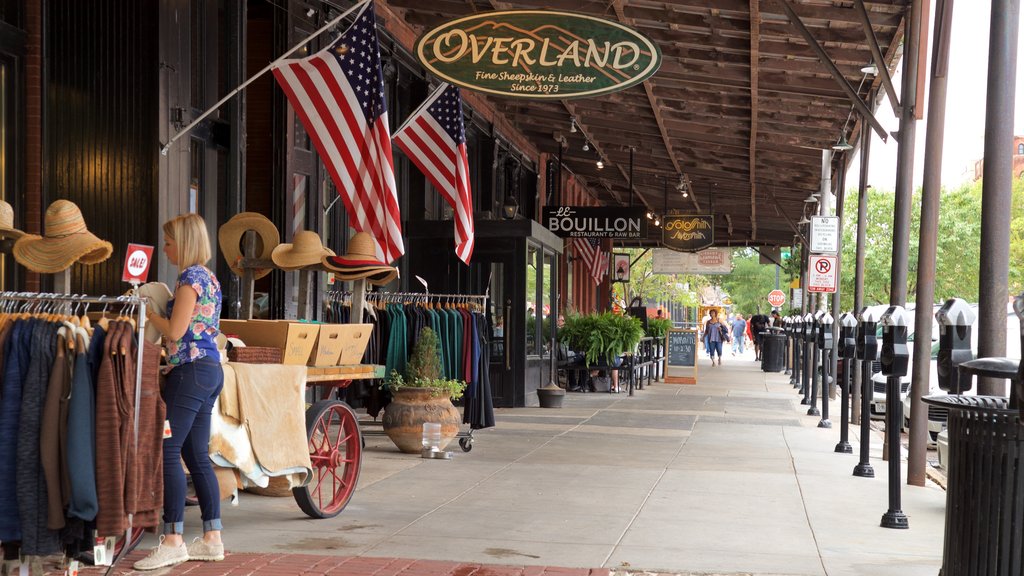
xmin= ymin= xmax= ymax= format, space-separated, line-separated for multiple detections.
xmin=853 ymin=356 xmax=875 ymax=477
xmin=852 ymin=107 xmax=872 ymax=425
xmin=880 ymin=0 xmax=922 ymax=531
xmin=836 ymin=356 xmax=853 ymax=453
xmin=977 ymin=0 xmax=1020 ymax=395
xmin=830 ymin=163 xmax=847 ymax=403
xmin=908 ymin=0 xmax=954 ymax=488
xmin=808 ymin=338 xmax=821 ymax=416
xmin=629 ymin=147 xmax=634 ymax=208
xmin=792 ymin=325 xmax=801 ymax=387
xmin=819 ymin=345 xmax=830 ymax=426
xmin=889 ymin=0 xmax=922 ymax=308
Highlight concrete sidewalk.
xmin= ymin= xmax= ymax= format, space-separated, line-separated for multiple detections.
xmin=82 ymin=350 xmax=946 ymax=575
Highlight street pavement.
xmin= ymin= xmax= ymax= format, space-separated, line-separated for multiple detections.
xmin=68 ymin=348 xmax=946 ymax=575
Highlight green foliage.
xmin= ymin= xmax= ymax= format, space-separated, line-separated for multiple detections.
xmin=646 ymin=317 xmax=672 ymax=339
xmin=383 ymin=327 xmax=466 ymax=400
xmin=718 ymin=248 xmax=786 ymax=316
xmin=559 ymin=312 xmax=645 ymax=366
xmin=612 ymin=248 xmax=706 ymax=308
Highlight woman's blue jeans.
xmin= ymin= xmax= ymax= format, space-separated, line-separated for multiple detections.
xmin=707 ymin=340 xmax=723 ymax=359
xmin=161 ymin=357 xmax=224 ymax=535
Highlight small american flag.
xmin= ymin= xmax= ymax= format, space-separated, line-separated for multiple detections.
xmin=271 ymin=1 xmax=404 ymax=264
xmin=393 ymin=83 xmax=474 ymax=264
xmin=574 ymin=237 xmax=608 ymax=285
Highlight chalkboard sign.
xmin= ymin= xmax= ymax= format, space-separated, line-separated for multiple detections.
xmin=665 ymin=329 xmax=698 ymax=384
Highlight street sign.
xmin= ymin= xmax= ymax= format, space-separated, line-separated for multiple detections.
xmin=810 ymin=216 xmax=840 ymax=254
xmin=767 ymin=289 xmax=786 ymax=307
xmin=122 ymin=244 xmax=154 ymax=284
xmin=807 ymin=254 xmax=838 ymax=293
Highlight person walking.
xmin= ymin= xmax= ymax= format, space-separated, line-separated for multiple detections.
xmin=704 ymin=309 xmax=729 ymax=365
xmin=749 ymin=313 xmax=769 ymax=361
xmin=135 ymin=214 xmax=225 ymax=570
xmin=730 ymin=313 xmax=747 ymax=356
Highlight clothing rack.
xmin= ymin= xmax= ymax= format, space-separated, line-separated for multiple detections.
xmin=0 ymin=292 xmax=148 ymax=571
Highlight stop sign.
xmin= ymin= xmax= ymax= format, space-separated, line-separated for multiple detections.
xmin=767 ymin=289 xmax=786 ymax=308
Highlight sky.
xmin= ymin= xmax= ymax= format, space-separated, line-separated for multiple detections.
xmin=843 ymin=2 xmax=1022 ymax=192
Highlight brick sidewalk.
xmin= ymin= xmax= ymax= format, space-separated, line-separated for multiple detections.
xmin=68 ymin=553 xmax=612 ymax=576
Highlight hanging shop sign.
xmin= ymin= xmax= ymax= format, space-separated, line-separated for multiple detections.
xmin=662 ymin=215 xmax=714 ymax=252
xmin=543 ymin=206 xmax=647 ymax=239
xmin=652 ymin=247 xmax=732 ymax=275
xmin=415 ymin=10 xmax=662 ymax=100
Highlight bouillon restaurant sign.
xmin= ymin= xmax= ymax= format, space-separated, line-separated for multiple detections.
xmin=543 ymin=206 xmax=647 ymax=239
xmin=416 ymin=10 xmax=662 ymax=99
xmin=662 ymin=215 xmax=715 ymax=252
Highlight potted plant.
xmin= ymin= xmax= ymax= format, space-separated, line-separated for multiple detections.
xmin=381 ymin=327 xmax=467 ymax=454
xmin=559 ymin=312 xmax=645 ymax=367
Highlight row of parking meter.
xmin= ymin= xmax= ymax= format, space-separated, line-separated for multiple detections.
xmin=878 ymin=305 xmax=910 ymax=529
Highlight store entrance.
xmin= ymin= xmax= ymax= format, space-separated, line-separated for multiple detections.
xmin=471 ymin=240 xmax=518 ymax=408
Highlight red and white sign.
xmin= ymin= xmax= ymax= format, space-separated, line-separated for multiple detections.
xmin=122 ymin=244 xmax=154 ymax=284
xmin=767 ymin=289 xmax=786 ymax=307
xmin=807 ymin=254 xmax=838 ymax=293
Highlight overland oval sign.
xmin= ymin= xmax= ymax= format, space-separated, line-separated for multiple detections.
xmin=416 ymin=10 xmax=662 ymax=99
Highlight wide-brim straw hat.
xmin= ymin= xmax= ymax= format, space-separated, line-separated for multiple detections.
xmin=218 ymin=212 xmax=280 ymax=280
xmin=0 ymin=200 xmax=24 ymax=240
xmin=271 ymin=230 xmax=335 ymax=271
xmin=321 ymin=231 xmax=398 ymax=286
xmin=13 ymin=199 xmax=112 ymax=273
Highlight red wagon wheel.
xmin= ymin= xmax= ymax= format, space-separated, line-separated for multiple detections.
xmin=293 ymin=399 xmax=363 ymax=518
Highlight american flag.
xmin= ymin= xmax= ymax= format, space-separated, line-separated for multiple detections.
xmin=574 ymin=237 xmax=608 ymax=285
xmin=271 ymin=1 xmax=404 ymax=264
xmin=393 ymin=84 xmax=474 ymax=264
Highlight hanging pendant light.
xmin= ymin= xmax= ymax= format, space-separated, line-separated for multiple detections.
xmin=832 ymin=135 xmax=854 ymax=151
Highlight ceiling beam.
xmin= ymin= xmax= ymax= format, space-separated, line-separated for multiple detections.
xmin=854 ymin=0 xmax=902 ymax=116
xmin=749 ymin=0 xmax=760 ymax=241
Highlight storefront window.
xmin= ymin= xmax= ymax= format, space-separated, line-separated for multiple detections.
xmin=526 ymin=243 xmax=538 ymax=356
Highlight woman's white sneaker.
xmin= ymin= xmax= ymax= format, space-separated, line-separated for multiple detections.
xmin=187 ymin=537 xmax=225 ymax=561
xmin=133 ymin=536 xmax=189 ymax=570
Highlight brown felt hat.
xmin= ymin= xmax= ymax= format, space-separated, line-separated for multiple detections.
xmin=321 ymin=232 xmax=398 ymax=286
xmin=218 ymin=212 xmax=280 ymax=280
xmin=0 ymin=200 xmax=24 ymax=240
xmin=13 ymin=199 xmax=112 ymax=273
xmin=271 ymin=230 xmax=335 ymax=271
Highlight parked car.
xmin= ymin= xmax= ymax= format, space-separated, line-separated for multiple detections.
xmin=898 ymin=303 xmax=1019 ymax=444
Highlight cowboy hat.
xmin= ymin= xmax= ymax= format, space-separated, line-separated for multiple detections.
xmin=321 ymin=232 xmax=398 ymax=286
xmin=217 ymin=212 xmax=280 ymax=280
xmin=0 ymin=200 xmax=24 ymax=240
xmin=271 ymin=230 xmax=335 ymax=271
xmin=13 ymin=199 xmax=112 ymax=273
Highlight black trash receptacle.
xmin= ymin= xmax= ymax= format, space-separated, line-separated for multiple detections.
xmin=760 ymin=331 xmax=786 ymax=372
xmin=923 ymin=394 xmax=1023 ymax=576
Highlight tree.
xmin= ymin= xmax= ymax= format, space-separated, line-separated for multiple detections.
xmin=719 ymin=248 xmax=787 ymax=316
xmin=612 ymin=248 xmax=706 ymax=310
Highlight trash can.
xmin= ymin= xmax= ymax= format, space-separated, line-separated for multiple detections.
xmin=922 ymin=393 xmax=1023 ymax=575
xmin=760 ymin=331 xmax=786 ymax=373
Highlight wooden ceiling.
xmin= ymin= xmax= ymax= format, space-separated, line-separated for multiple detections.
xmin=382 ymin=0 xmax=906 ymax=247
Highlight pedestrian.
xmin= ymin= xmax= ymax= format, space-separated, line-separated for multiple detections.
xmin=749 ymin=312 xmax=769 ymax=361
xmin=730 ymin=313 xmax=747 ymax=355
xmin=704 ymin=309 xmax=730 ymax=365
xmin=699 ymin=310 xmax=711 ymax=351
xmin=135 ymin=213 xmax=225 ymax=571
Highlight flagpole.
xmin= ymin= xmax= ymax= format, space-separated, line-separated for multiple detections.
xmin=160 ymin=0 xmax=370 ymax=156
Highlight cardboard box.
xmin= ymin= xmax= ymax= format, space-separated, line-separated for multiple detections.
xmin=219 ymin=319 xmax=318 ymax=365
xmin=310 ymin=324 xmax=346 ymax=366
xmin=336 ymin=324 xmax=373 ymax=365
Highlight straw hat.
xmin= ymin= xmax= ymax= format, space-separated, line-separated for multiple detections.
xmin=271 ymin=230 xmax=335 ymax=271
xmin=321 ymin=232 xmax=398 ymax=286
xmin=0 ymin=200 xmax=24 ymax=240
xmin=217 ymin=212 xmax=280 ymax=280
xmin=13 ymin=199 xmax=112 ymax=273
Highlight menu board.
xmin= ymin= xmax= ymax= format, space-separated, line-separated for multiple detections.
xmin=665 ymin=329 xmax=698 ymax=384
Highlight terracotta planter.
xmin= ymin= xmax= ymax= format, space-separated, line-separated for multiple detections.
xmin=382 ymin=388 xmax=462 ymax=454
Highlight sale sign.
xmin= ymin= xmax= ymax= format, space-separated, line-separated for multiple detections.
xmin=122 ymin=244 xmax=154 ymax=284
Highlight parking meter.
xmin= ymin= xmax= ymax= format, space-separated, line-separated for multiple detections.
xmin=856 ymin=307 xmax=879 ymax=363
xmin=817 ymin=312 xmax=834 ymax=351
xmin=934 ymin=298 xmax=975 ymax=394
xmin=879 ymin=306 xmax=910 ymax=378
xmin=839 ymin=313 xmax=858 ymax=359
xmin=792 ymin=315 xmax=803 ymax=339
xmin=804 ymin=312 xmax=817 ymax=344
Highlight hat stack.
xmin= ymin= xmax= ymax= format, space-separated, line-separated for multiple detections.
xmin=271 ymin=230 xmax=335 ymax=271
xmin=13 ymin=199 xmax=112 ymax=273
xmin=321 ymin=232 xmax=398 ymax=286
xmin=218 ymin=212 xmax=280 ymax=280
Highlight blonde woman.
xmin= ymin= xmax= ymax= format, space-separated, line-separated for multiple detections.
xmin=135 ymin=214 xmax=225 ymax=570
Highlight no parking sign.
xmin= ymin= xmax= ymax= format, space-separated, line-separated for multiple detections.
xmin=807 ymin=254 xmax=838 ymax=293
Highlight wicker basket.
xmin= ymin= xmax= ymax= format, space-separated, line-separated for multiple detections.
xmin=227 ymin=346 xmax=282 ymax=364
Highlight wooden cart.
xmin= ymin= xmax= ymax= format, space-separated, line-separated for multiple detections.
xmin=292 ymin=364 xmax=384 ymax=519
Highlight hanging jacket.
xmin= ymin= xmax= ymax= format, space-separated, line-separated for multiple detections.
xmin=0 ymin=320 xmax=29 ymax=542
xmin=40 ymin=325 xmax=74 ymax=530
xmin=66 ymin=326 xmax=99 ymax=521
